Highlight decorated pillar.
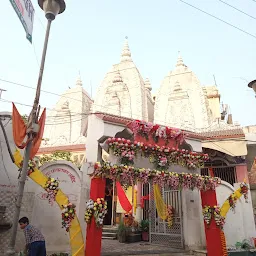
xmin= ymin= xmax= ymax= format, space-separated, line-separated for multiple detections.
xmin=200 ymin=190 xmax=223 ymax=256
xmin=85 ymin=178 xmax=106 ymax=256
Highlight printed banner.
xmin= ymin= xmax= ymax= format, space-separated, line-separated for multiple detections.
xmin=9 ymin=0 xmax=35 ymax=43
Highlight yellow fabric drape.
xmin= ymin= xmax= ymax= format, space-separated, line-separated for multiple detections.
xmin=153 ymin=184 xmax=167 ymax=220
xmin=220 ymin=188 xmax=242 ymax=218
xmin=134 ymin=189 xmax=137 ymax=215
xmin=13 ymin=150 xmax=84 ymax=256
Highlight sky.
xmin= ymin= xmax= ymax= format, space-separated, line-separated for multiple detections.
xmin=0 ymin=0 xmax=256 ymax=126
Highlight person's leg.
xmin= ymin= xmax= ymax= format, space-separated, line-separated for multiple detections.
xmin=37 ymin=241 xmax=46 ymax=256
xmin=28 ymin=242 xmax=39 ymax=256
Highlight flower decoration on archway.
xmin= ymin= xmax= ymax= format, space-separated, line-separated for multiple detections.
xmin=202 ymin=205 xmax=213 ymax=226
xmin=240 ymin=182 xmax=249 ymax=203
xmin=18 ymin=159 xmax=37 ymax=178
xmin=61 ymin=203 xmax=76 ymax=232
xmin=228 ymin=194 xmax=238 ymax=212
xmin=106 ymin=138 xmax=209 ymax=170
xmin=213 ymin=206 xmax=225 ymax=229
xmin=44 ymin=177 xmax=59 ymax=206
xmin=128 ymin=120 xmax=185 ymax=145
xmin=93 ymin=162 xmax=221 ymax=190
xmin=85 ymin=198 xmax=108 ymax=228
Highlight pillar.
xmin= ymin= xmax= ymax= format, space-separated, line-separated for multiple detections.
xmin=200 ymin=190 xmax=223 ymax=256
xmin=85 ymin=178 xmax=106 ymax=256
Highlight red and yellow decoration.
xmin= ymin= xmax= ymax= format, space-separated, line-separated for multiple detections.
xmin=13 ymin=150 xmax=84 ymax=256
xmin=106 ymin=137 xmax=209 ymax=170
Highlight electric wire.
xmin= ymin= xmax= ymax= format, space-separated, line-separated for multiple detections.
xmin=179 ymin=0 xmax=256 ymax=39
xmin=218 ymin=0 xmax=256 ymax=20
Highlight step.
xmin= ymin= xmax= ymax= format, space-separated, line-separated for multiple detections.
xmin=102 ymin=232 xmax=117 ymax=238
xmin=103 ymin=227 xmax=118 ymax=233
xmin=193 ymin=250 xmax=207 ymax=256
xmin=102 ymin=236 xmax=116 ymax=240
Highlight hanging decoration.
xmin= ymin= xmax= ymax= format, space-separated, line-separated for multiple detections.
xmin=116 ymin=181 xmax=133 ymax=213
xmin=202 ymin=205 xmax=213 ymax=226
xmin=61 ymin=203 xmax=76 ymax=232
xmin=44 ymin=177 xmax=59 ymax=206
xmin=213 ymin=206 xmax=225 ymax=230
xmin=153 ymin=184 xmax=174 ymax=227
xmin=106 ymin=137 xmax=209 ymax=170
xmin=240 ymin=182 xmax=249 ymax=203
xmin=85 ymin=198 xmax=108 ymax=228
xmin=93 ymin=162 xmax=221 ymax=191
xmin=127 ymin=120 xmax=185 ymax=145
xmin=228 ymin=194 xmax=238 ymax=212
xmin=202 ymin=205 xmax=225 ymax=230
xmin=141 ymin=194 xmax=149 ymax=208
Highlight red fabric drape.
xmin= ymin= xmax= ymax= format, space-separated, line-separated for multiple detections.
xmin=140 ymin=194 xmax=149 ymax=208
xmin=85 ymin=178 xmax=106 ymax=256
xmin=209 ymin=168 xmax=214 ymax=177
xmin=30 ymin=108 xmax=46 ymax=159
xmin=12 ymin=103 xmax=27 ymax=149
xmin=200 ymin=190 xmax=223 ymax=256
xmin=116 ymin=182 xmax=132 ymax=213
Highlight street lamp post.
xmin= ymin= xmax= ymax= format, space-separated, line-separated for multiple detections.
xmin=248 ymin=80 xmax=256 ymax=97
xmin=7 ymin=1 xmax=65 ymax=255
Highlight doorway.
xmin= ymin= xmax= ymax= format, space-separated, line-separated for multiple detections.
xmin=104 ymin=178 xmax=113 ymax=225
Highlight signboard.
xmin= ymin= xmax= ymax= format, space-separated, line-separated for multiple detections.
xmin=9 ymin=0 xmax=35 ymax=43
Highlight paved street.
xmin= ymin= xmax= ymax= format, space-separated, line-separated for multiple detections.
xmin=101 ymin=240 xmax=191 ymax=256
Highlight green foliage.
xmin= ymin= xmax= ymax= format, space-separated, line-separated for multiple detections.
xmin=140 ymin=219 xmax=149 ymax=232
xmin=39 ymin=151 xmax=74 ymax=166
xmin=117 ymin=220 xmax=126 ymax=237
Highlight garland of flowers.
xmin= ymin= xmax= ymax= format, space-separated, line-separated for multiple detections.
xmin=85 ymin=198 xmax=108 ymax=228
xmin=213 ymin=206 xmax=225 ymax=229
xmin=166 ymin=205 xmax=175 ymax=227
xmin=128 ymin=120 xmax=185 ymax=145
xmin=44 ymin=177 xmax=59 ymax=206
xmin=61 ymin=203 xmax=76 ymax=232
xmin=202 ymin=205 xmax=225 ymax=229
xmin=240 ymin=182 xmax=249 ymax=203
xmin=228 ymin=194 xmax=238 ymax=212
xmin=18 ymin=160 xmax=37 ymax=178
xmin=106 ymin=137 xmax=209 ymax=170
xmin=93 ymin=162 xmax=221 ymax=191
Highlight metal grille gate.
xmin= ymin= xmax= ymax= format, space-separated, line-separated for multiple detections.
xmin=149 ymin=184 xmax=184 ymax=248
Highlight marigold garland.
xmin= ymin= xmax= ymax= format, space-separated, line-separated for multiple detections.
xmin=85 ymin=198 xmax=107 ymax=228
xmin=106 ymin=137 xmax=209 ymax=170
xmin=44 ymin=177 xmax=59 ymax=206
xmin=61 ymin=203 xmax=76 ymax=232
xmin=93 ymin=162 xmax=221 ymax=190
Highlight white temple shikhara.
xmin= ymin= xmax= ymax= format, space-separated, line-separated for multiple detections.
xmin=42 ymin=39 xmax=239 ymax=148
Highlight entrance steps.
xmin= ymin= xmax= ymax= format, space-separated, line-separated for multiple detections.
xmin=102 ymin=226 xmax=117 ymax=240
xmin=192 ymin=249 xmax=207 ymax=256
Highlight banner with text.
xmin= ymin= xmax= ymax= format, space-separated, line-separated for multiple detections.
xmin=9 ymin=0 xmax=35 ymax=43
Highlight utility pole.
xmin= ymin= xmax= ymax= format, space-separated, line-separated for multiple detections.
xmin=7 ymin=1 xmax=66 ymax=255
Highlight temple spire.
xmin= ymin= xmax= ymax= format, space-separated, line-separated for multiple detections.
xmin=120 ymin=37 xmax=132 ymax=62
xmin=176 ymin=51 xmax=185 ymax=67
xmin=76 ymin=75 xmax=83 ymax=87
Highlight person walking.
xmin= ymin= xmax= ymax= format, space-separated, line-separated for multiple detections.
xmin=18 ymin=217 xmax=46 ymax=256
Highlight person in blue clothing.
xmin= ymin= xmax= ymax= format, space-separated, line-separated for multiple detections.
xmin=19 ymin=217 xmax=46 ymax=256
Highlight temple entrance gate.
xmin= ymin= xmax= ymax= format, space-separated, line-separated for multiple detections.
xmin=149 ymin=184 xmax=184 ymax=249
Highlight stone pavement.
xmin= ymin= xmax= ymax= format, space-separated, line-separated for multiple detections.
xmin=101 ymin=240 xmax=191 ymax=256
